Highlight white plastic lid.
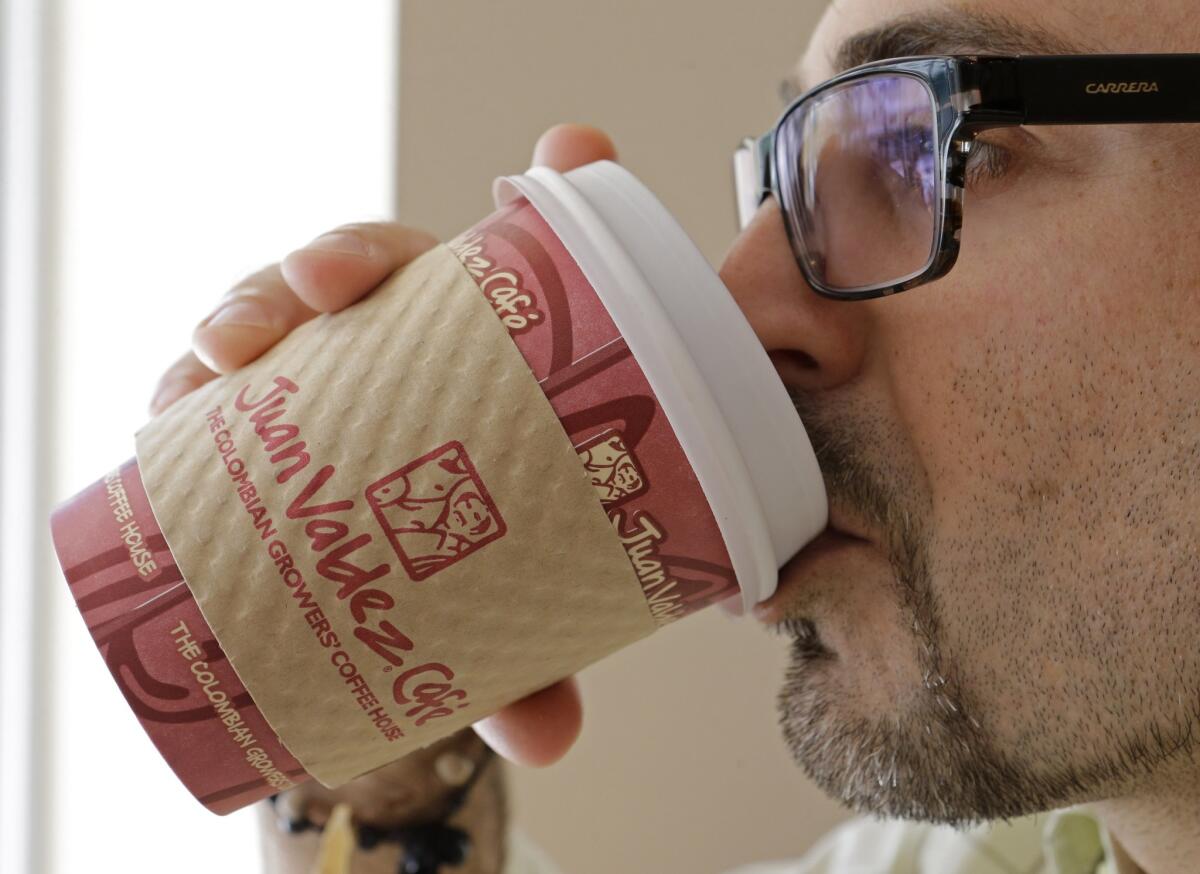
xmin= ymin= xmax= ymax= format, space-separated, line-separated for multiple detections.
xmin=494 ymin=162 xmax=827 ymax=608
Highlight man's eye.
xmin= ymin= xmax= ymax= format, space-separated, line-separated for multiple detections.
xmin=873 ymin=125 xmax=933 ymax=160
xmin=964 ymin=140 xmax=1014 ymax=190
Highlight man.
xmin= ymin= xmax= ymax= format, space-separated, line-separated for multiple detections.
xmin=152 ymin=0 xmax=1200 ymax=871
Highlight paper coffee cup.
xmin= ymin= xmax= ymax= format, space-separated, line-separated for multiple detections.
xmin=50 ymin=161 xmax=827 ymax=814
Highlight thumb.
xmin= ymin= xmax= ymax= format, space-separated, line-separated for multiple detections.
xmin=531 ymin=123 xmax=619 ymax=172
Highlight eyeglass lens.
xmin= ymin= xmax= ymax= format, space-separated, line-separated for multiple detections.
xmin=776 ymin=74 xmax=940 ymax=293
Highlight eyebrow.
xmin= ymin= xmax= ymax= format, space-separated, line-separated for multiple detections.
xmin=779 ymin=8 xmax=1093 ymax=104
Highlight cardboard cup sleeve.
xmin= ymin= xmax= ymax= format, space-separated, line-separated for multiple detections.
xmin=139 ymin=241 xmax=660 ymax=780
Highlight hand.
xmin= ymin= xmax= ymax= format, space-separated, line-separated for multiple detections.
xmin=147 ymin=123 xmax=619 ymax=767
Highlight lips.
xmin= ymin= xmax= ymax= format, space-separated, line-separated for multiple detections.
xmin=752 ymin=524 xmax=870 ymax=625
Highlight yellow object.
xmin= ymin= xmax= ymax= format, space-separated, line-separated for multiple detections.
xmin=313 ymin=803 xmax=355 ymax=874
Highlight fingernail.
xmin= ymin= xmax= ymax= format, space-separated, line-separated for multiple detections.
xmin=204 ymin=299 xmax=279 ymax=331
xmin=472 ymin=720 xmax=518 ymax=764
xmin=302 ymin=230 xmax=372 ymax=258
xmin=531 ymin=134 xmax=552 ymax=167
xmin=191 ymin=341 xmax=221 ymax=375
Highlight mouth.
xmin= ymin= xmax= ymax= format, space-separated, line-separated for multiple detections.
xmin=752 ymin=521 xmax=871 ymax=625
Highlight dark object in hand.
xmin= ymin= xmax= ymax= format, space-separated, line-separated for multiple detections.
xmin=261 ymin=729 xmax=504 ymax=874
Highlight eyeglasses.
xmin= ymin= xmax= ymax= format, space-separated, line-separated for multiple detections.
xmin=734 ymin=54 xmax=1200 ymax=300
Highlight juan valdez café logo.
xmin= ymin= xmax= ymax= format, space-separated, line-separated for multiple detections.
xmin=449 ymin=225 xmax=688 ymax=624
xmin=577 ymin=429 xmax=684 ymax=623
xmin=365 ymin=442 xmax=507 ymax=581
xmin=202 ymin=376 xmax=508 ymax=738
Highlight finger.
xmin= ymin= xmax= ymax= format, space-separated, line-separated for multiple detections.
xmin=473 ymin=677 xmax=582 ymax=768
xmin=278 ymin=129 xmax=612 ymax=316
xmin=192 ymin=263 xmax=318 ymax=374
xmin=531 ymin=123 xmax=619 ymax=171
xmin=279 ymin=222 xmax=440 ymax=314
xmin=149 ymin=350 xmax=219 ymax=416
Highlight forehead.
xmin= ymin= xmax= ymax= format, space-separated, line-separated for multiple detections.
xmin=798 ymin=0 xmax=1199 ymax=87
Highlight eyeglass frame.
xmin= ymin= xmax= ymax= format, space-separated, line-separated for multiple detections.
xmin=734 ymin=53 xmax=1200 ymax=301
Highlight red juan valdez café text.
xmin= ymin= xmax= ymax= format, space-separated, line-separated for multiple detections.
xmin=205 ymin=374 xmax=472 ymax=731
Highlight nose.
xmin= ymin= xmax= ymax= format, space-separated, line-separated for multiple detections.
xmin=718 ymin=198 xmax=870 ymax=392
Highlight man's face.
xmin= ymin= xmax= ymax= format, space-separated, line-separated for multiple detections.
xmin=612 ymin=458 xmax=642 ymax=493
xmin=448 ymin=494 xmax=494 ymax=540
xmin=724 ymin=0 xmax=1200 ymax=823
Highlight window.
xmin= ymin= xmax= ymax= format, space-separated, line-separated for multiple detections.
xmin=2 ymin=3 xmax=395 ymax=870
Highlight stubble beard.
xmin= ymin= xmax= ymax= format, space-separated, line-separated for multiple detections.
xmin=772 ymin=530 xmax=1029 ymax=826
xmin=780 ymin=391 xmax=1123 ymax=825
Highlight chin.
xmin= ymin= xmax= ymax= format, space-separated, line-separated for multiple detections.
xmin=774 ymin=615 xmax=1065 ymax=826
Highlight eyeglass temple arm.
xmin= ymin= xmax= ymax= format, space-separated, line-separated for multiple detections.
xmin=734 ymin=131 xmax=775 ymax=229
xmin=961 ymin=54 xmax=1200 ymax=126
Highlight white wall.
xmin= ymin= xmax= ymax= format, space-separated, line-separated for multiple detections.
xmin=396 ymin=3 xmax=851 ymax=873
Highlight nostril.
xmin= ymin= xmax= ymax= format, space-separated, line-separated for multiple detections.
xmin=770 ymin=349 xmax=819 ymax=373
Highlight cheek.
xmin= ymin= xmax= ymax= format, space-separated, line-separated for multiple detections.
xmin=877 ymin=167 xmax=1193 ymax=540
xmin=870 ymin=171 xmax=1200 ymax=746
